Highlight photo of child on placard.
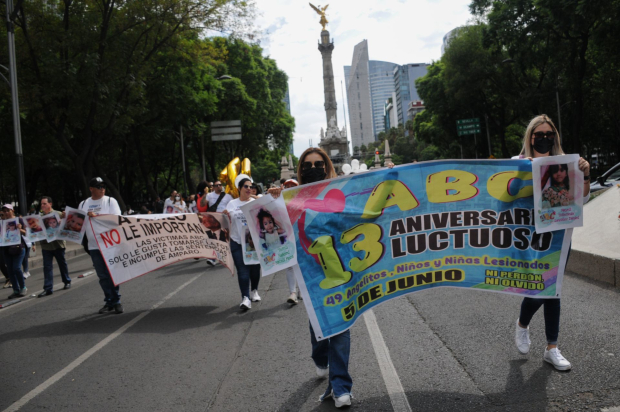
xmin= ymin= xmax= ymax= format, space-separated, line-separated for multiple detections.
xmin=242 ymin=227 xmax=259 ymax=265
xmin=25 ymin=215 xmax=47 ymax=242
xmin=3 ymin=218 xmax=22 ymax=246
xmin=541 ymin=164 xmax=573 ymax=208
xmin=57 ymin=207 xmax=87 ymax=243
xmin=532 ymin=154 xmax=584 ymax=233
xmin=240 ymin=194 xmax=297 ymax=276
xmin=42 ymin=212 xmax=61 ymax=242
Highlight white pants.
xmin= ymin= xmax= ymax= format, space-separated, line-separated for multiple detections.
xmin=286 ymin=267 xmax=297 ymax=294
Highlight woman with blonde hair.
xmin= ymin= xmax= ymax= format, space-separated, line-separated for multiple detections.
xmin=513 ymin=114 xmax=590 ymax=371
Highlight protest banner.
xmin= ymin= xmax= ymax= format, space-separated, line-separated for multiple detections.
xmin=24 ymin=215 xmax=47 ymax=242
xmin=90 ymin=213 xmax=232 ymax=285
xmin=240 ymin=195 xmax=297 ymax=276
xmin=56 ymin=206 xmax=88 ymax=243
xmin=2 ymin=218 xmax=22 ymax=246
xmin=286 ymin=159 xmax=572 ymax=341
xmin=532 ymin=155 xmax=584 ymax=233
xmin=242 ymin=227 xmax=260 ymax=265
xmin=198 ymin=212 xmax=234 ymax=272
xmin=42 ymin=212 xmax=61 ymax=242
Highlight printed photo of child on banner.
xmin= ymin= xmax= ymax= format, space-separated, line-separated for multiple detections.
xmin=532 ymin=154 xmax=584 ymax=234
xmin=56 ymin=206 xmax=88 ymax=243
xmin=42 ymin=212 xmax=61 ymax=242
xmin=199 ymin=212 xmax=234 ymax=271
xmin=240 ymin=195 xmax=297 ymax=276
xmin=242 ymin=227 xmax=259 ymax=265
xmin=25 ymin=215 xmax=47 ymax=242
xmin=3 ymin=218 xmax=23 ymax=246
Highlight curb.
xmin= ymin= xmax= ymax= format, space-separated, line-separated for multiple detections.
xmin=566 ymin=249 xmax=619 ymax=288
xmin=27 ymin=244 xmax=87 ymax=270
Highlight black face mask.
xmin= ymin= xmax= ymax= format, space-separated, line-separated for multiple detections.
xmin=533 ymin=137 xmax=555 ymax=154
xmin=301 ymin=167 xmax=326 ymax=183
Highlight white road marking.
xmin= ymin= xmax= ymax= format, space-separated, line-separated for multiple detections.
xmin=364 ymin=309 xmax=413 ymax=412
xmin=602 ymin=408 xmax=620 ymax=412
xmin=2 ymin=273 xmax=202 ymax=412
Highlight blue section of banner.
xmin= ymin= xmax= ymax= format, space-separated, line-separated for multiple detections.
xmin=291 ymin=160 xmax=569 ymax=339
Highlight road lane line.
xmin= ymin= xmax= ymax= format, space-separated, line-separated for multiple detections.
xmin=364 ymin=309 xmax=413 ymax=412
xmin=2 ymin=273 xmax=202 ymax=412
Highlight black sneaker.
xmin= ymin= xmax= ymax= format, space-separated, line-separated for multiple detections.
xmin=63 ymin=283 xmax=71 ymax=290
xmin=114 ymin=303 xmax=124 ymax=314
xmin=98 ymin=305 xmax=113 ymax=314
xmin=38 ymin=290 xmax=53 ymax=297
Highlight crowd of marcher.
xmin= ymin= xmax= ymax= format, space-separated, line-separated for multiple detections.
xmin=0 ymin=114 xmax=592 ymax=409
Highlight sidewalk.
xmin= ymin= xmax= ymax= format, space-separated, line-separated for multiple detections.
xmin=27 ymin=241 xmax=87 ymax=270
xmin=567 ymin=186 xmax=620 ymax=287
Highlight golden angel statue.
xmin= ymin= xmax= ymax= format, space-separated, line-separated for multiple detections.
xmin=309 ymin=3 xmax=329 ymax=30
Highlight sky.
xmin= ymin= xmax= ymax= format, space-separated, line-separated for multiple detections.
xmin=254 ymin=0 xmax=475 ymax=158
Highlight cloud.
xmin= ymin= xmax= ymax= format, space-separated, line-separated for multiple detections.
xmin=368 ymin=10 xmax=394 ymax=21
xmin=255 ymin=0 xmax=473 ymax=157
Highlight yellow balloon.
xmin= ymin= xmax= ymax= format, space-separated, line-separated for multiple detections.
xmin=218 ymin=157 xmax=251 ymax=198
xmin=241 ymin=158 xmax=252 ymax=177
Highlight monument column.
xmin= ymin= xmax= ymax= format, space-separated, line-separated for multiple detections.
xmin=319 ymin=31 xmax=338 ymax=125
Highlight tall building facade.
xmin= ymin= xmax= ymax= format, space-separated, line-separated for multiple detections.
xmin=368 ymin=61 xmax=397 ymax=138
xmin=393 ymin=63 xmax=429 ymax=125
xmin=344 ymin=40 xmax=374 ymax=151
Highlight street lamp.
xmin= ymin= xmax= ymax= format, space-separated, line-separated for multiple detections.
xmin=4 ymin=0 xmax=27 ymax=215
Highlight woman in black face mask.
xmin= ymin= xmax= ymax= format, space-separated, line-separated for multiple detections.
xmin=294 ymin=148 xmax=353 ymax=408
xmin=512 ymin=114 xmax=590 ymax=372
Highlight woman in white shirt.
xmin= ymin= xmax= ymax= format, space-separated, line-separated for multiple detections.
xmin=223 ymin=175 xmax=281 ymax=310
xmin=172 ymin=194 xmax=186 ymax=214
xmin=513 ymin=114 xmax=590 ymax=371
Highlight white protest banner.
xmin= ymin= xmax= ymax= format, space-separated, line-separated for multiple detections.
xmin=24 ymin=215 xmax=47 ymax=242
xmin=199 ymin=212 xmax=234 ymax=272
xmin=42 ymin=212 xmax=61 ymax=242
xmin=56 ymin=206 xmax=88 ymax=243
xmin=240 ymin=194 xmax=297 ymax=276
xmin=90 ymin=213 xmax=232 ymax=285
xmin=2 ymin=218 xmax=22 ymax=246
xmin=532 ymin=154 xmax=584 ymax=234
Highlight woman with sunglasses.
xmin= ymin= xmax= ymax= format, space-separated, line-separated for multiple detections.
xmin=223 ymin=175 xmax=281 ymax=310
xmin=295 ymin=147 xmax=353 ymax=408
xmin=513 ymin=114 xmax=590 ymax=371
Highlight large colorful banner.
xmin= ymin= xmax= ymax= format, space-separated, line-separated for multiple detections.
xmin=90 ymin=213 xmax=233 ymax=285
xmin=285 ymin=159 xmax=572 ymax=341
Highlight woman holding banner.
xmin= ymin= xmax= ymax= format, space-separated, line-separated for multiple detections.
xmin=295 ymin=147 xmax=353 ymax=408
xmin=223 ymin=175 xmax=281 ymax=310
xmin=513 ymin=114 xmax=590 ymax=371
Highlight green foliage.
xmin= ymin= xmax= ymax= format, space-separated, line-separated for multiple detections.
xmin=0 ymin=0 xmax=294 ymax=210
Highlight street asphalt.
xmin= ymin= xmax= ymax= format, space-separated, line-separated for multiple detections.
xmin=0 ymin=253 xmax=619 ymax=411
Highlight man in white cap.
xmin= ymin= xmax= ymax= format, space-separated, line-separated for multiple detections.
xmin=79 ymin=177 xmax=124 ymax=314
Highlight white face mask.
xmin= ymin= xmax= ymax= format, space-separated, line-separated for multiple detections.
xmin=175 ymin=196 xmax=180 ymax=201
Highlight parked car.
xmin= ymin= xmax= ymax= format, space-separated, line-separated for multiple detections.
xmin=590 ymin=162 xmax=620 ymax=193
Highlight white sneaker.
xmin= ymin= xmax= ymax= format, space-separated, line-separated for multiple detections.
xmin=23 ymin=272 xmax=30 ymax=279
xmin=334 ymin=394 xmax=352 ymax=408
xmin=544 ymin=347 xmax=572 ymax=371
xmin=515 ymin=319 xmax=531 ymax=354
xmin=287 ymin=292 xmax=298 ymax=305
xmin=240 ymin=296 xmax=251 ymax=310
xmin=250 ymin=289 xmax=261 ymax=302
xmin=206 ymin=260 xmax=216 ymax=266
xmin=316 ymin=366 xmax=328 ymax=379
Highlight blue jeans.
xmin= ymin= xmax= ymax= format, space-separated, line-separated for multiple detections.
xmin=42 ymin=248 xmax=71 ymax=292
xmin=90 ymin=249 xmax=121 ymax=306
xmin=230 ymin=241 xmax=260 ymax=299
xmin=4 ymin=248 xmax=26 ymax=293
xmin=310 ymin=322 xmax=352 ymax=398
xmin=519 ymin=298 xmax=561 ymax=344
